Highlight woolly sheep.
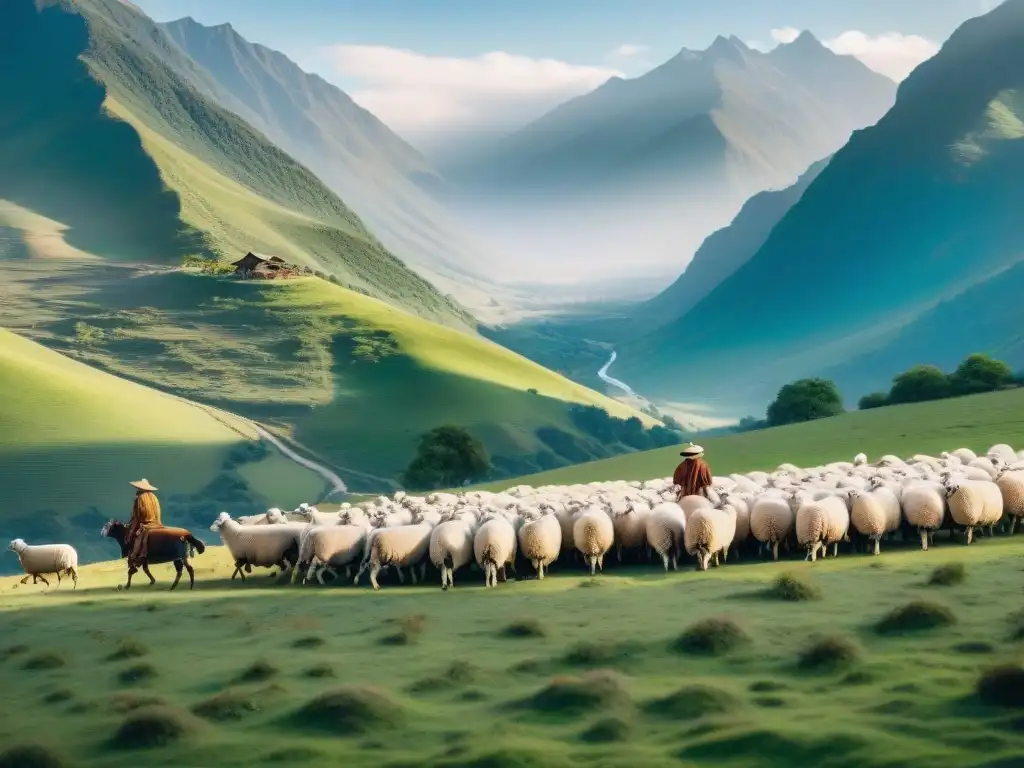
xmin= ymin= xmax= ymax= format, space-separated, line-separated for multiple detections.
xmin=295 ymin=504 xmax=343 ymax=527
xmin=847 ymin=488 xmax=887 ymax=555
xmin=572 ymin=506 xmax=615 ymax=575
xmin=853 ymin=453 xmax=868 ymax=466
xmin=995 ymin=469 xmax=1024 ymax=534
xmin=677 ymin=494 xmax=712 ymax=522
xmin=301 ymin=524 xmax=369 ymax=584
xmin=987 ymin=444 xmax=1016 ymax=464
xmin=354 ymin=513 xmax=435 ymax=590
xmin=645 ymin=502 xmax=687 ymax=571
xmin=429 ymin=512 xmax=478 ymax=590
xmin=474 ymin=514 xmax=518 ymax=587
xmin=684 ymin=504 xmax=737 ymax=571
xmin=7 ymin=539 xmax=79 ymax=588
xmin=210 ymin=512 xmax=301 ymax=579
xmin=718 ymin=492 xmax=750 ymax=557
xmin=749 ymin=495 xmax=795 ymax=561
xmin=901 ymin=481 xmax=946 ymax=550
xmin=517 ymin=511 xmax=562 ymax=579
xmin=611 ymin=501 xmax=651 ymax=561
xmin=943 ymin=478 xmax=1002 ymax=544
xmin=795 ymin=494 xmax=849 ymax=561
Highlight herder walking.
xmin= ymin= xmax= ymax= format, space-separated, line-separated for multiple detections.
xmin=673 ymin=443 xmax=712 ymax=501
xmin=125 ymin=479 xmax=163 ymax=566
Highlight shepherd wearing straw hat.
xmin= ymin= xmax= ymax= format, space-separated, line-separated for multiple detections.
xmin=125 ymin=479 xmax=163 ymax=565
xmin=673 ymin=443 xmax=712 ymax=501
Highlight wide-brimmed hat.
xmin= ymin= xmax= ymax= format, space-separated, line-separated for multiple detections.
xmin=679 ymin=444 xmax=704 ymax=457
xmin=130 ymin=479 xmax=158 ymax=492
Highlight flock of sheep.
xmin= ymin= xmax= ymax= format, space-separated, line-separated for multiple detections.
xmin=207 ymin=443 xmax=1024 ymax=590
xmin=5 ymin=444 xmax=1023 ymax=591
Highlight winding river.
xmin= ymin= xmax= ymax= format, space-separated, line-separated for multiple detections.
xmin=597 ymin=350 xmax=638 ymax=399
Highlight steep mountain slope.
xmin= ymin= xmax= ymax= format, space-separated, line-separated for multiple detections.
xmin=620 ymin=0 xmax=1024 ymax=410
xmin=160 ymin=17 xmax=502 ymax=308
xmin=0 ymin=326 xmax=325 ymax=570
xmin=1 ymin=0 xmax=467 ymax=328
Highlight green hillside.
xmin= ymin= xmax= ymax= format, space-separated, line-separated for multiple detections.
xmin=475 ymin=387 xmax=1024 ymax=490
xmin=620 ymin=0 xmax=1024 ymax=410
xmin=0 ymin=327 xmax=325 ymax=570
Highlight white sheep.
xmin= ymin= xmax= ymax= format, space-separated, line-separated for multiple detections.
xmin=572 ymin=506 xmax=615 ymax=575
xmin=684 ymin=504 xmax=737 ymax=570
xmin=749 ymin=494 xmax=795 ymax=561
xmin=995 ymin=469 xmax=1024 ymax=534
xmin=295 ymin=503 xmax=343 ymax=527
xmin=474 ymin=513 xmax=518 ymax=587
xmin=677 ymin=494 xmax=712 ymax=522
xmin=7 ymin=539 xmax=79 ymax=589
xmin=301 ymin=523 xmax=369 ymax=584
xmin=853 ymin=453 xmax=868 ymax=466
xmin=517 ymin=511 xmax=562 ymax=579
xmin=429 ymin=512 xmax=478 ymax=590
xmin=901 ymin=481 xmax=947 ymax=550
xmin=645 ymin=502 xmax=687 ymax=571
xmin=847 ymin=488 xmax=887 ymax=555
xmin=611 ymin=501 xmax=651 ymax=561
xmin=943 ymin=478 xmax=1002 ymax=544
xmin=354 ymin=513 xmax=435 ymax=590
xmin=210 ymin=512 xmax=301 ymax=579
xmin=795 ymin=494 xmax=849 ymax=561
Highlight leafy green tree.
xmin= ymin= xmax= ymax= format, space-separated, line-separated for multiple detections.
xmin=857 ymin=392 xmax=889 ymax=410
xmin=949 ymin=353 xmax=1014 ymax=395
xmin=888 ymin=365 xmax=951 ymax=404
xmin=402 ymin=426 xmax=491 ymax=490
xmin=766 ymin=378 xmax=844 ymax=427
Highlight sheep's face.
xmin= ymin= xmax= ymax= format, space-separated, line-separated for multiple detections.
xmin=8 ymin=539 xmax=26 ymax=552
xmin=943 ymin=483 xmax=960 ymax=499
xmin=210 ymin=512 xmax=231 ymax=532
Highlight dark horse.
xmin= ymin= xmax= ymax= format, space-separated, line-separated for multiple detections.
xmin=101 ymin=521 xmax=206 ymax=590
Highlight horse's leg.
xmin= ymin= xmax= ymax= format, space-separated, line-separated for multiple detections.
xmin=125 ymin=566 xmax=137 ymax=591
xmin=185 ymin=560 xmax=195 ymax=590
xmin=142 ymin=563 xmax=156 ymax=585
xmin=169 ymin=561 xmax=183 ymax=591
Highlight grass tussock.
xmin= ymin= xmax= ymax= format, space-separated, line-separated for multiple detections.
xmin=235 ymin=659 xmax=278 ymax=684
xmin=561 ymin=640 xmax=641 ymax=667
xmin=292 ymin=686 xmax=406 ymax=734
xmin=672 ymin=617 xmax=750 ymax=656
xmin=432 ymin=748 xmax=573 ymax=768
xmin=117 ymin=663 xmax=157 ymax=685
xmin=521 ymin=670 xmax=632 ymax=717
xmin=110 ymin=705 xmax=203 ymax=749
xmin=304 ymin=664 xmax=336 ymax=679
xmin=292 ymin=636 xmax=325 ymax=649
xmin=23 ymin=652 xmax=66 ymax=670
xmin=644 ymin=685 xmax=741 ymax=720
xmin=875 ymin=600 xmax=956 ymax=635
xmin=953 ymin=641 xmax=995 ymax=654
xmin=192 ymin=691 xmax=260 ymax=722
xmin=42 ymin=688 xmax=74 ymax=704
xmin=748 ymin=680 xmax=787 ymax=693
xmin=579 ymin=716 xmax=634 ymax=743
xmin=840 ymin=670 xmax=874 ymax=686
xmin=380 ymin=614 xmax=427 ymax=646
xmin=509 ymin=658 xmax=541 ymax=675
xmin=107 ymin=638 xmax=148 ymax=661
xmin=976 ymin=664 xmax=1024 ymax=708
xmin=0 ymin=643 xmax=29 ymax=662
xmin=927 ymin=563 xmax=966 ymax=586
xmin=410 ymin=661 xmax=477 ymax=694
xmin=797 ymin=635 xmax=862 ymax=672
xmin=500 ymin=619 xmax=546 ymax=639
xmin=765 ymin=572 xmax=821 ymax=602
xmin=109 ymin=693 xmax=166 ymax=714
xmin=0 ymin=744 xmax=70 ymax=768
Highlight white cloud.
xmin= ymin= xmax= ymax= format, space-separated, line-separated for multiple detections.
xmin=608 ymin=43 xmax=648 ymax=60
xmin=823 ymin=30 xmax=940 ymax=81
xmin=770 ymin=27 xmax=801 ymax=44
xmin=320 ymin=45 xmax=622 ymax=140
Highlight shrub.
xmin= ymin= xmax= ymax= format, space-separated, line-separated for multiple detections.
xmin=110 ymin=706 xmax=202 ymax=749
xmin=888 ymin=365 xmax=952 ymax=404
xmin=797 ymin=635 xmax=862 ymax=672
xmin=672 ymin=617 xmax=750 ymax=656
xmin=858 ymin=392 xmax=888 ymax=410
xmin=976 ymin=664 xmax=1024 ymax=707
xmin=580 ymin=716 xmax=634 ymax=743
xmin=235 ymin=659 xmax=279 ymax=683
xmin=107 ymin=639 xmax=148 ymax=661
xmin=501 ymin=619 xmax=546 ymax=639
xmin=766 ymin=378 xmax=843 ymax=427
xmin=291 ymin=686 xmax=406 ymax=733
xmin=0 ymin=744 xmax=70 ymax=768
xmin=875 ymin=600 xmax=956 ymax=635
xmin=765 ymin=572 xmax=821 ymax=601
xmin=192 ymin=691 xmax=260 ymax=721
xmin=950 ymin=353 xmax=1015 ymax=396
xmin=927 ymin=563 xmax=965 ymax=586
xmin=23 ymin=652 xmax=66 ymax=670
xmin=522 ymin=670 xmax=632 ymax=716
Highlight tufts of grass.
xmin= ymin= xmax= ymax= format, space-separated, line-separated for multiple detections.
xmin=290 ymin=686 xmax=406 ymax=734
xmin=430 ymin=748 xmax=573 ymax=768
xmin=748 ymin=680 xmax=787 ymax=693
xmin=0 ymin=643 xmax=29 ymax=662
xmin=561 ymin=640 xmax=640 ymax=667
xmin=976 ymin=664 xmax=1024 ymax=708
xmin=409 ymin=662 xmax=477 ymax=694
xmin=520 ymin=670 xmax=633 ymax=718
xmin=500 ymin=619 xmax=546 ymax=639
xmin=107 ymin=638 xmax=148 ymax=662
xmin=509 ymin=658 xmax=541 ymax=675
xmin=235 ymin=659 xmax=278 ymax=684
xmin=953 ymin=641 xmax=995 ymax=654
xmin=764 ymin=572 xmax=821 ymax=602
xmin=752 ymin=696 xmax=788 ymax=708
xmin=42 ymin=688 xmax=74 ymax=704
xmin=875 ymin=600 xmax=957 ymax=635
xmin=109 ymin=693 xmax=167 ymax=714
xmin=110 ymin=705 xmax=203 ymax=750
xmin=672 ymin=617 xmax=750 ymax=656
xmin=579 ymin=716 xmax=634 ymax=743
xmin=304 ymin=664 xmax=336 ymax=679
xmin=192 ymin=691 xmax=260 ymax=722
xmin=22 ymin=652 xmax=66 ymax=671
xmin=643 ymin=685 xmax=741 ymax=720
xmin=927 ymin=563 xmax=966 ymax=586
xmin=797 ymin=635 xmax=862 ymax=673
xmin=292 ymin=636 xmax=325 ymax=650
xmin=380 ymin=614 xmax=426 ymax=646
xmin=0 ymin=744 xmax=70 ymax=768
xmin=117 ymin=663 xmax=157 ymax=686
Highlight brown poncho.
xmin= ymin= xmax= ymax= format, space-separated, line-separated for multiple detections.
xmin=673 ymin=457 xmax=712 ymax=498
xmin=126 ymin=491 xmax=163 ymax=560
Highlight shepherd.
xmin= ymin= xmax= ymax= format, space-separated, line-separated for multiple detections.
xmin=125 ymin=478 xmax=163 ymax=566
xmin=673 ymin=443 xmax=712 ymax=501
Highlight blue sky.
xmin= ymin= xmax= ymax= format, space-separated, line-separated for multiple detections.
xmin=132 ymin=0 xmax=999 ymax=148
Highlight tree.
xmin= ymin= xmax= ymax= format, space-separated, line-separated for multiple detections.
xmin=949 ymin=353 xmax=1014 ymax=395
xmin=888 ymin=365 xmax=951 ymax=404
xmin=766 ymin=378 xmax=844 ymax=427
xmin=858 ymin=392 xmax=889 ymax=410
xmin=401 ymin=426 xmax=491 ymax=490
xmin=735 ymin=416 xmax=767 ymax=433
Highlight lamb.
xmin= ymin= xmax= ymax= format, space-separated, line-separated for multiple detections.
xmin=353 ymin=513 xmax=435 ymax=590
xmin=645 ymin=502 xmax=687 ymax=571
xmin=301 ymin=523 xmax=369 ymax=584
xmin=210 ymin=512 xmax=301 ymax=579
xmin=901 ymin=481 xmax=947 ymax=550
xmin=749 ymin=495 xmax=795 ymax=561
xmin=474 ymin=513 xmax=518 ymax=587
xmin=684 ymin=504 xmax=737 ymax=571
xmin=572 ymin=506 xmax=615 ymax=575
xmin=429 ymin=511 xmax=478 ymax=590
xmin=943 ymin=478 xmax=1002 ymax=544
xmin=995 ymin=469 xmax=1024 ymax=534
xmin=517 ymin=511 xmax=562 ymax=579
xmin=7 ymin=539 xmax=79 ymax=589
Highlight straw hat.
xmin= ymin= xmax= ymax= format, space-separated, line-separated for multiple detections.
xmin=129 ymin=478 xmax=158 ymax=492
xmin=679 ymin=444 xmax=704 ymax=458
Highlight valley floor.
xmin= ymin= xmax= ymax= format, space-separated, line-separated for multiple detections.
xmin=1 ymin=538 xmax=1021 ymax=767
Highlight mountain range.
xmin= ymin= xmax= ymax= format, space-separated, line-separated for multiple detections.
xmin=616 ymin=0 xmax=1024 ymax=412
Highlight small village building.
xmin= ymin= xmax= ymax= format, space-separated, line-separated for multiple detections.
xmin=231 ymin=252 xmax=295 ymax=279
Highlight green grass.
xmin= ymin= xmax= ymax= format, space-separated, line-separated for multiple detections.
xmin=1 ymin=539 xmax=1022 ymax=767
xmin=472 ymin=387 xmax=1024 ymax=489
xmin=0 ymin=327 xmax=324 ymax=566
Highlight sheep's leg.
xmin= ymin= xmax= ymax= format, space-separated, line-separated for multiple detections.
xmin=409 ymin=566 xmax=419 ymax=585
xmin=304 ymin=557 xmax=320 ymax=585
xmin=1009 ymin=517 xmax=1018 ymax=535
xmin=169 ymin=561 xmax=183 ymax=591
xmin=597 ymin=553 xmax=605 ymax=572
xmin=771 ymin=541 xmax=780 ymax=561
xmin=965 ymin=526 xmax=974 ymax=545
xmin=919 ymin=529 xmax=929 ymax=551
xmin=420 ymin=562 xmax=428 ymax=581
xmin=124 ymin=566 xmax=135 ymax=591
xmin=395 ymin=567 xmax=405 ymax=584
xmin=833 ymin=541 xmax=840 ymax=558
xmin=536 ymin=560 xmax=544 ymax=580
xmin=185 ymin=561 xmax=195 ymax=589
xmin=713 ymin=551 xmax=721 ymax=567
xmin=872 ymin=538 xmax=881 ymax=556
xmin=324 ymin=566 xmax=339 ymax=582
xmin=370 ymin=563 xmax=381 ymax=591
xmin=316 ymin=567 xmax=328 ymax=586
xmin=19 ymin=575 xmax=30 ymax=585
xmin=55 ymin=570 xmax=62 ymax=588
xmin=37 ymin=573 xmax=50 ymax=588
xmin=70 ymin=568 xmax=78 ymax=590
xmin=661 ymin=552 xmax=670 ymax=571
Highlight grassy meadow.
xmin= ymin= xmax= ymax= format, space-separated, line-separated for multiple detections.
xmin=0 ymin=537 xmax=1021 ymax=768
